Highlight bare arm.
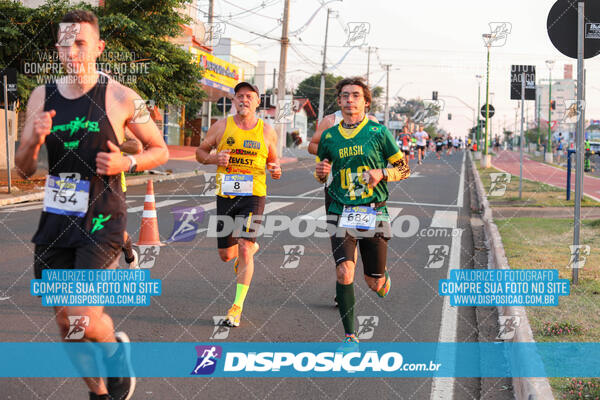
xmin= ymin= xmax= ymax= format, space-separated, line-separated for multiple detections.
xmin=264 ymin=122 xmax=281 ymax=179
xmin=123 ymin=88 xmax=168 ymax=171
xmin=308 ymin=115 xmax=334 ymax=155
xmin=96 ymin=84 xmax=168 ymax=175
xmin=119 ymin=128 xmax=142 ymax=155
xmin=15 ymin=86 xmax=51 ymax=178
xmin=196 ymin=118 xmax=228 ymax=165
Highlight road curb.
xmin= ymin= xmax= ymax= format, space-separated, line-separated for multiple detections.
xmin=0 ymin=170 xmax=205 ymax=207
xmin=470 ymin=153 xmax=555 ymax=400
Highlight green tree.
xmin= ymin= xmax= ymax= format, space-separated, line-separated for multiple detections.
xmin=391 ymin=97 xmax=440 ymax=128
xmin=369 ymin=86 xmax=384 ymax=112
xmin=0 ymin=0 xmax=204 ymax=110
xmin=295 ymin=73 xmax=343 ymax=122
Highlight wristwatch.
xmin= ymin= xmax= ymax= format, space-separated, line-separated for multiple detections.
xmin=382 ymin=168 xmax=388 ymax=181
xmin=127 ymin=155 xmax=137 ymax=173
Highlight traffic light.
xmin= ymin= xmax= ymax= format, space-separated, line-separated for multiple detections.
xmin=432 ymin=91 xmax=438 ymax=101
xmin=551 ymin=100 xmax=556 ymax=110
xmin=448 ymin=113 xmax=452 ymax=120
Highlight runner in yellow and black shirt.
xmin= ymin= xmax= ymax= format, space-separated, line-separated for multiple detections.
xmin=196 ymin=82 xmax=281 ymax=328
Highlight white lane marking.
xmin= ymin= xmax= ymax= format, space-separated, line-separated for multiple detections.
xmin=124 ymin=196 xmax=460 ymax=208
xmin=198 ymin=202 xmax=216 ymax=212
xmin=300 ymin=206 xmax=326 ymax=220
xmin=388 ymin=207 xmax=403 ymax=221
xmin=430 ymin=212 xmax=462 ymax=400
xmin=456 ymin=152 xmax=465 ymax=207
xmin=430 ymin=210 xmax=458 ymax=229
xmin=263 ymin=202 xmax=294 ymax=214
xmin=128 ymin=199 xmax=186 ymax=213
xmin=194 ymin=201 xmax=293 ymax=234
xmin=298 ymin=187 xmax=324 ymax=197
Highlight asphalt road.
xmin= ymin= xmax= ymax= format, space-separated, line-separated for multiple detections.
xmin=0 ymin=150 xmax=495 ymax=400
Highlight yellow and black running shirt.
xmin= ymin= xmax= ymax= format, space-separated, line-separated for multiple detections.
xmin=216 ymin=116 xmax=268 ymax=198
xmin=317 ymin=117 xmax=404 ymax=214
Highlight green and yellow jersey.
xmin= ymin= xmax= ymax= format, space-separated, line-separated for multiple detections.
xmin=317 ymin=117 xmax=404 ymax=216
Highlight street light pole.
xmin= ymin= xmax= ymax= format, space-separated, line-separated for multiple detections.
xmin=317 ymin=8 xmax=332 ymax=124
xmin=476 ymin=75 xmax=482 ymax=154
xmin=546 ymin=59 xmax=555 ymax=163
xmin=384 ymin=64 xmax=391 ymax=126
xmin=482 ymin=34 xmax=492 ymax=167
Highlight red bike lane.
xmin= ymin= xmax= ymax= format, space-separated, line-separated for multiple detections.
xmin=490 ymin=150 xmax=600 ymax=202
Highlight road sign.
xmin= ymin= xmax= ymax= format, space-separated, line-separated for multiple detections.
xmin=0 ymin=68 xmax=18 ymax=103
xmin=481 ymin=104 xmax=495 ymax=118
xmin=511 ymin=65 xmax=536 ymax=100
xmin=547 ymin=0 xmax=600 ymax=59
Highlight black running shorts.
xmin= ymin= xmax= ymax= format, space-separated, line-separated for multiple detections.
xmin=216 ymin=195 xmax=266 ymax=249
xmin=34 ymin=242 xmax=121 ymax=279
xmin=328 ymin=213 xmax=390 ymax=278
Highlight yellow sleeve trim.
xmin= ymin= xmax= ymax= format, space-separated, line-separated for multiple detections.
xmin=387 ymin=151 xmax=404 ymax=164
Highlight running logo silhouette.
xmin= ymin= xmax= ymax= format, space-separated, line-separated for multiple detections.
xmin=486 ymin=22 xmax=512 ymax=47
xmin=356 ymin=316 xmax=379 ymax=339
xmin=65 ymin=316 xmax=89 ymax=340
xmin=281 ymin=245 xmax=305 ymax=269
xmin=496 ymin=316 xmax=520 ymax=340
xmin=275 ymin=100 xmax=294 ymax=124
xmin=131 ymin=99 xmax=154 ymax=124
xmin=168 ymin=206 xmax=204 ymax=242
xmin=425 ymin=245 xmax=449 ymax=269
xmin=203 ymin=23 xmax=226 ymax=46
xmin=191 ymin=345 xmax=222 ymax=375
xmin=202 ymin=174 xmax=217 ymax=195
xmin=488 ymin=173 xmax=511 ymax=196
xmin=57 ymin=23 xmax=80 ymax=47
xmin=563 ymin=100 xmax=585 ymax=124
xmin=210 ymin=317 xmax=231 ymax=340
xmin=138 ymin=245 xmax=160 ymax=269
xmin=567 ymin=245 xmax=590 ymax=269
xmin=344 ymin=22 xmax=370 ymax=47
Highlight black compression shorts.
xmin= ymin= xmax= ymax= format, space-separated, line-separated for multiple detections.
xmin=216 ymin=195 xmax=266 ymax=248
xmin=328 ymin=213 xmax=391 ymax=278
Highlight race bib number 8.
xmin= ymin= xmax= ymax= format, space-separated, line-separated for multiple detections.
xmin=222 ymin=174 xmax=253 ymax=196
xmin=43 ymin=175 xmax=90 ymax=217
xmin=339 ymin=205 xmax=376 ymax=230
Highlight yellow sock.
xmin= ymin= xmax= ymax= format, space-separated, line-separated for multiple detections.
xmin=233 ymin=283 xmax=249 ymax=308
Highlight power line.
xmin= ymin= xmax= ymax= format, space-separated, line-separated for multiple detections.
xmin=218 ymin=0 xmax=281 ymax=21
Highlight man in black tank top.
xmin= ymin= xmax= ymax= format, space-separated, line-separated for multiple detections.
xmin=15 ymin=10 xmax=168 ymax=400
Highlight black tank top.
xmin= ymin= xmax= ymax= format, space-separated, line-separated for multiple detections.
xmin=32 ymin=74 xmax=126 ymax=247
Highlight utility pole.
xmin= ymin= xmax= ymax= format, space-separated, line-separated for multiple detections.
xmin=384 ymin=64 xmax=391 ymax=126
xmin=537 ymin=92 xmax=541 ymax=146
xmin=275 ymin=0 xmax=290 ymax=157
xmin=205 ymin=0 xmax=214 ymax=131
xmin=317 ymin=8 xmax=332 ymax=124
xmin=208 ymin=0 xmax=214 ymax=43
xmin=366 ymin=46 xmax=372 ymax=86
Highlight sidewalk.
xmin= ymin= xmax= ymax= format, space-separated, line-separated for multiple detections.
xmin=491 ymin=149 xmax=600 ymax=202
xmin=0 ymin=145 xmax=300 ymax=206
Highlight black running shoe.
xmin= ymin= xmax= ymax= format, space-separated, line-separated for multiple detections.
xmin=106 ymin=331 xmax=136 ymax=400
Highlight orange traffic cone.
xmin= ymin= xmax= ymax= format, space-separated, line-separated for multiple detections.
xmin=410 ymin=148 xmax=415 ymax=160
xmin=137 ymin=180 xmax=162 ymax=246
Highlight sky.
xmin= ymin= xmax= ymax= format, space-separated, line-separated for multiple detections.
xmin=199 ymin=0 xmax=599 ymax=138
